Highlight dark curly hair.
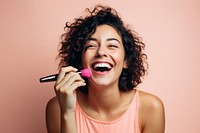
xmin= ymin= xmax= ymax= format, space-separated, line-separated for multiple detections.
xmin=58 ymin=5 xmax=148 ymax=93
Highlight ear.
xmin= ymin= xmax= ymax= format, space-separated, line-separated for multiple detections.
xmin=123 ymin=60 xmax=128 ymax=69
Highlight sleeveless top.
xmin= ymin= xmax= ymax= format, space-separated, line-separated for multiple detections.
xmin=75 ymin=90 xmax=141 ymax=133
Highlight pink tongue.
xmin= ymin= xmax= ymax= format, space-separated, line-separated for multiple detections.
xmin=80 ymin=68 xmax=91 ymax=78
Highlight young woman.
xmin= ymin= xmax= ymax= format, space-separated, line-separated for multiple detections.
xmin=46 ymin=5 xmax=165 ymax=133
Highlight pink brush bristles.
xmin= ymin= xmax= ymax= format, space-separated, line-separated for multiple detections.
xmin=80 ymin=68 xmax=91 ymax=78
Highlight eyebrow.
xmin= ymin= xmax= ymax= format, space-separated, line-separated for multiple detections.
xmin=87 ymin=38 xmax=121 ymax=44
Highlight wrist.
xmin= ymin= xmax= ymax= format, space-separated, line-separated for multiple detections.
xmin=61 ymin=110 xmax=75 ymax=120
xmin=60 ymin=110 xmax=77 ymax=133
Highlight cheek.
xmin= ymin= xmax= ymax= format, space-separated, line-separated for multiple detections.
xmin=111 ymin=51 xmax=125 ymax=62
xmin=82 ymin=52 xmax=93 ymax=66
xmin=81 ymin=56 xmax=87 ymax=67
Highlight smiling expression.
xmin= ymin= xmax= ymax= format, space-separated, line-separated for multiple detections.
xmin=82 ymin=24 xmax=127 ymax=88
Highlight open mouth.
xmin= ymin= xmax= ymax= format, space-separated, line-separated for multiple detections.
xmin=92 ymin=62 xmax=112 ymax=72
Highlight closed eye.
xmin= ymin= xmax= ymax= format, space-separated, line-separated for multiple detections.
xmin=109 ymin=44 xmax=118 ymax=47
xmin=108 ymin=44 xmax=119 ymax=48
xmin=107 ymin=39 xmax=120 ymax=49
xmin=84 ymin=44 xmax=98 ymax=51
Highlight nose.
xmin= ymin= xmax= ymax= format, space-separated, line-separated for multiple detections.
xmin=96 ymin=45 xmax=107 ymax=57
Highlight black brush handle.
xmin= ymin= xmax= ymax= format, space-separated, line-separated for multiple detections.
xmin=39 ymin=74 xmax=58 ymax=83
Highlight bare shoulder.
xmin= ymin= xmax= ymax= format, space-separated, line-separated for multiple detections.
xmin=138 ymin=90 xmax=164 ymax=111
xmin=46 ymin=96 xmax=59 ymax=112
xmin=138 ymin=90 xmax=165 ymax=133
xmin=46 ymin=96 xmax=60 ymax=121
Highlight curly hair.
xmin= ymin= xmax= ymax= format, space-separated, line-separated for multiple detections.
xmin=58 ymin=5 xmax=148 ymax=93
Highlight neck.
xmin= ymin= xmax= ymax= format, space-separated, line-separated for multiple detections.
xmin=87 ymin=83 xmax=122 ymax=114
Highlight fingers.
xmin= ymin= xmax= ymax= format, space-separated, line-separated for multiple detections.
xmin=54 ymin=66 xmax=86 ymax=95
xmin=55 ymin=73 xmax=85 ymax=92
xmin=60 ymin=81 xmax=86 ymax=95
xmin=56 ymin=66 xmax=78 ymax=84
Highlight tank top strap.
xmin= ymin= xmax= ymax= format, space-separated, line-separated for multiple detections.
xmin=134 ymin=89 xmax=141 ymax=133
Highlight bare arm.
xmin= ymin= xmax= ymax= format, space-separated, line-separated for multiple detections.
xmin=46 ymin=97 xmax=60 ymax=133
xmin=139 ymin=91 xmax=165 ymax=133
xmin=46 ymin=97 xmax=77 ymax=133
xmin=46 ymin=66 xmax=86 ymax=133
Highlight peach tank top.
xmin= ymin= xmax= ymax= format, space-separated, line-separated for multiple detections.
xmin=75 ymin=90 xmax=140 ymax=133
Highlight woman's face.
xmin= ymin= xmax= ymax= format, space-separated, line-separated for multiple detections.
xmin=82 ymin=24 xmax=127 ymax=88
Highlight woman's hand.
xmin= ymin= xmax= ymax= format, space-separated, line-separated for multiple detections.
xmin=54 ymin=66 xmax=86 ymax=113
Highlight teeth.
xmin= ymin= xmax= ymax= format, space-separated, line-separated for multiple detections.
xmin=94 ymin=63 xmax=112 ymax=69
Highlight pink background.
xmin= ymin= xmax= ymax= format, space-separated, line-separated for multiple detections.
xmin=1 ymin=0 xmax=200 ymax=132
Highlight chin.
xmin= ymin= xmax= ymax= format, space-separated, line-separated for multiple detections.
xmin=89 ymin=78 xmax=118 ymax=88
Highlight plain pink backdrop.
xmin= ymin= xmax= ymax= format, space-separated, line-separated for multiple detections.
xmin=1 ymin=0 xmax=200 ymax=132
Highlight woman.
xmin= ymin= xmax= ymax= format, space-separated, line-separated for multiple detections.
xmin=46 ymin=5 xmax=165 ymax=133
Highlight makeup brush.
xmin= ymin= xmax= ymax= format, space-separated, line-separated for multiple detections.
xmin=39 ymin=68 xmax=91 ymax=83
